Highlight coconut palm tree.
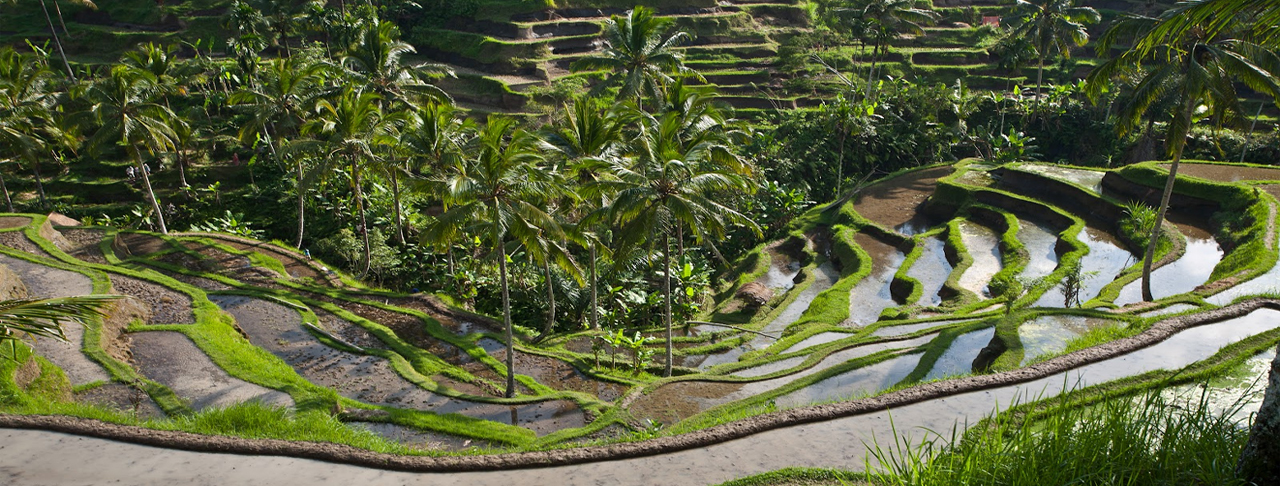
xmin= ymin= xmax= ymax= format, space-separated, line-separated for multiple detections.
xmin=402 ymin=101 xmax=472 ymax=265
xmin=428 ymin=117 xmax=565 ymax=397
xmin=835 ymin=0 xmax=939 ymax=97
xmin=0 ymin=47 xmax=59 ymax=209
xmin=1004 ymin=0 xmax=1100 ymax=101
xmin=85 ymin=66 xmax=177 ymax=234
xmin=570 ymin=6 xmax=701 ymax=111
xmin=231 ymin=55 xmax=331 ymax=248
xmin=0 ymin=295 xmax=119 ymax=361
xmin=300 ymin=88 xmax=400 ymax=276
xmin=602 ymin=111 xmax=759 ymax=376
xmin=1086 ymin=12 xmax=1280 ymax=302
xmin=342 ymin=19 xmax=452 ymax=109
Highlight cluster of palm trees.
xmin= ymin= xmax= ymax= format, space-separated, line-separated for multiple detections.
xmin=1 ymin=4 xmax=762 ymax=397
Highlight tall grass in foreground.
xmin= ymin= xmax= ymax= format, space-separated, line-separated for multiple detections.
xmin=865 ymin=390 xmax=1252 ymax=485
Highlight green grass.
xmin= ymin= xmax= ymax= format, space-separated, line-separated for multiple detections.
xmin=863 ymin=389 xmax=1252 ymax=485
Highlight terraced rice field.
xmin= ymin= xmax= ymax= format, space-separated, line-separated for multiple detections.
xmin=2 ymin=159 xmax=1278 ymax=485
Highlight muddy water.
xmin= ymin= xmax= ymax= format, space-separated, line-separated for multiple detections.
xmin=906 ymin=236 xmax=952 ymax=306
xmin=1018 ymin=315 xmax=1121 ymax=365
xmin=1018 ymin=220 xmax=1060 ymax=282
xmin=1016 ymin=163 xmax=1106 ymax=193
xmin=1140 ymin=303 xmax=1200 ymax=318
xmin=895 ymin=216 xmax=935 ymax=236
xmin=1208 ymin=258 xmax=1280 ymax=305
xmin=773 ymin=353 xmax=923 ymax=408
xmin=758 ymin=254 xmax=801 ymax=290
xmin=956 ymin=221 xmax=1002 ymax=297
xmin=781 ymin=332 xmax=855 ymax=354
xmin=1158 ymin=347 xmax=1276 ymax=424
xmin=1114 ymin=228 xmax=1223 ymax=306
xmin=210 ymin=295 xmax=584 ymax=435
xmin=348 ymin=422 xmax=486 ymax=451
xmin=699 ymin=263 xmax=841 ymax=369
xmin=639 ymin=334 xmax=936 ymax=423
xmin=846 ymin=234 xmax=906 ymax=327
xmin=922 ymin=327 xmax=996 ymax=381
xmin=1037 ymin=226 xmax=1134 ymax=307
xmin=872 ymin=319 xmax=975 ymax=338
xmin=732 ymin=356 xmax=807 ymax=378
xmin=6 ymin=310 xmax=1279 ymax=486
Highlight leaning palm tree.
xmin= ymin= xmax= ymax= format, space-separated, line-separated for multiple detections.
xmin=299 ymin=88 xmax=400 ymax=277
xmin=427 ymin=117 xmax=564 ymax=397
xmin=0 ymin=47 xmax=59 ymax=209
xmin=1 ymin=295 xmax=119 ymax=360
xmin=1004 ymin=0 xmax=1100 ymax=101
xmin=85 ymin=66 xmax=178 ymax=234
xmin=1086 ymin=12 xmax=1280 ymax=302
xmin=570 ymin=6 xmax=701 ymax=111
xmin=601 ymin=111 xmax=759 ymax=377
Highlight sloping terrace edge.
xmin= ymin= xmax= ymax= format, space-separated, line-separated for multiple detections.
xmin=3 ymin=298 xmax=1276 ymax=471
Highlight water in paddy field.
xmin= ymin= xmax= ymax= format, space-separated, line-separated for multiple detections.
xmin=1208 ymin=257 xmax=1280 ymax=305
xmin=896 ymin=215 xmax=936 ymax=236
xmin=1019 ymin=219 xmax=1061 ymax=282
xmin=872 ymin=318 xmax=978 ymax=338
xmin=1140 ymin=303 xmax=1200 ymax=319
xmin=922 ymin=327 xmax=997 ymax=381
xmin=1114 ymin=226 xmax=1223 ymax=306
xmin=956 ymin=221 xmax=1003 ymax=297
xmin=907 ymin=236 xmax=953 ymax=307
xmin=1018 ymin=314 xmax=1123 ymax=366
xmin=1017 ymin=163 xmax=1106 ymax=194
xmin=1037 ymin=226 xmax=1134 ymax=307
xmin=699 ymin=263 xmax=841 ymax=369
xmin=846 ymin=234 xmax=906 ymax=326
xmin=781 ymin=331 xmax=856 ymax=354
xmin=759 ymin=255 xmax=802 ymax=291
xmin=1159 ymin=347 xmax=1277 ymax=425
xmin=773 ymin=352 xmax=923 ymax=408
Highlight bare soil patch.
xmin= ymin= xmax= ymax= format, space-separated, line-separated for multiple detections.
xmin=207 ymin=235 xmax=330 ymax=284
xmin=0 ymin=216 xmax=31 ymax=229
xmin=628 ymin=381 xmax=743 ymax=425
xmin=116 ymin=233 xmax=170 ymax=258
xmin=75 ymin=383 xmax=166 ymax=420
xmin=56 ymin=228 xmax=109 ymax=265
xmin=1164 ymin=163 xmax=1280 ymax=183
xmin=128 ymin=331 xmax=294 ymax=411
xmin=0 ymin=231 xmax=49 ymax=257
xmin=109 ymin=275 xmax=195 ymax=325
xmin=488 ymin=347 xmax=628 ymax=402
xmin=852 ymin=166 xmax=953 ymax=230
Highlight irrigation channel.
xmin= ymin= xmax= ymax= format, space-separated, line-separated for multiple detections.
xmin=2 ymin=161 xmax=1280 ymax=485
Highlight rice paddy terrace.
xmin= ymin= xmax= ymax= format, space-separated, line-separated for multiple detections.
xmin=1 ymin=0 xmax=1214 ymax=120
xmin=2 ymin=159 xmax=1279 ymax=484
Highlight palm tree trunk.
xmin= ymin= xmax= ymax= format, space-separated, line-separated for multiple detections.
xmin=498 ymin=234 xmax=516 ymax=398
xmin=295 ymin=157 xmax=306 ymax=249
xmin=30 ymin=157 xmax=47 ymax=209
xmin=1241 ymin=102 xmax=1264 ymax=163
xmin=1035 ymin=54 xmax=1045 ymax=102
xmin=37 ymin=0 xmax=75 ymax=82
xmin=131 ymin=146 xmax=168 ymax=234
xmin=589 ymin=243 xmax=599 ymax=330
xmin=0 ymin=170 xmax=12 ymax=212
xmin=663 ymin=231 xmax=673 ymax=377
xmin=390 ymin=168 xmax=405 ymax=246
xmin=542 ymin=260 xmax=556 ymax=336
xmin=836 ymin=129 xmax=847 ymax=198
xmin=1141 ymin=120 xmax=1189 ymax=301
xmin=352 ymin=160 xmax=371 ymax=278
